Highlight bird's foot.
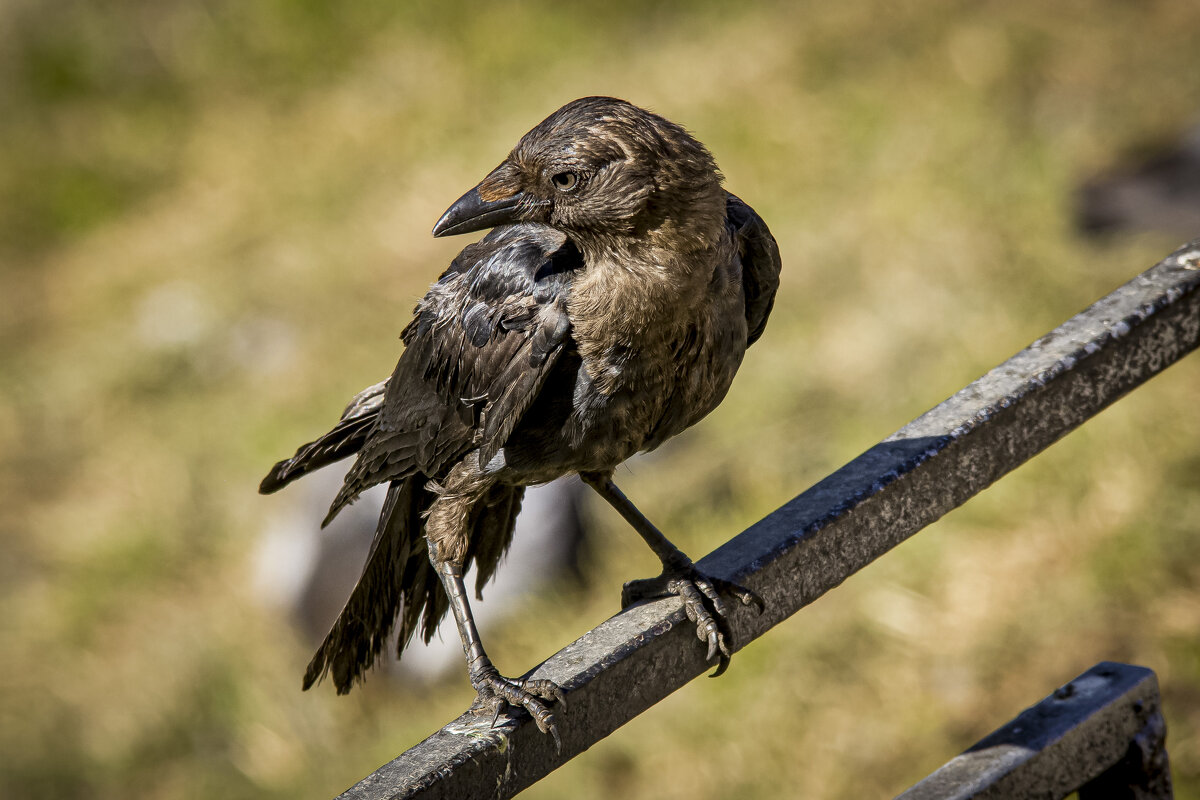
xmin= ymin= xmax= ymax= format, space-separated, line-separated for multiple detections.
xmin=469 ymin=667 xmax=566 ymax=750
xmin=622 ymin=565 xmax=764 ymax=677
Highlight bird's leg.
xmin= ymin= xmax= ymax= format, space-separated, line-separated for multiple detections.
xmin=427 ymin=539 xmax=566 ymax=747
xmin=579 ymin=472 xmax=763 ymax=676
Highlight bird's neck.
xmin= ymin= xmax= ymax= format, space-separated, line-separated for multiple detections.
xmin=565 ymin=181 xmax=731 ymax=357
xmin=573 ymin=183 xmax=728 ymax=277
xmin=568 ymin=214 xmax=732 ymax=342
xmin=578 ymin=232 xmax=712 ymax=301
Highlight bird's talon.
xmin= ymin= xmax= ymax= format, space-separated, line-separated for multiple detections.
xmin=488 ymin=697 xmax=506 ymax=729
xmin=737 ymin=586 xmax=766 ymax=613
xmin=709 ymin=655 xmax=730 ymax=678
xmin=524 ymin=678 xmax=568 ymax=712
xmin=620 ymin=565 xmax=761 ymax=673
xmin=470 ymin=671 xmax=565 ymax=744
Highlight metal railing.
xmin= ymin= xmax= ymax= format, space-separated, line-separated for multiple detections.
xmin=336 ymin=240 xmax=1200 ymax=800
xmin=899 ymin=661 xmax=1171 ymax=799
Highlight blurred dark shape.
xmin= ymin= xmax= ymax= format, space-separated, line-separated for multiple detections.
xmin=254 ymin=474 xmax=589 ymax=682
xmin=1077 ymin=124 xmax=1200 ymax=238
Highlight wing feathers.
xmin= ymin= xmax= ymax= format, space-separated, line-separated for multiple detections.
xmin=259 ymin=380 xmax=388 ymax=494
xmin=322 ymin=224 xmax=578 ymax=522
xmin=726 ymin=193 xmax=782 ymax=347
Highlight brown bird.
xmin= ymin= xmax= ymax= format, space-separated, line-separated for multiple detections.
xmin=260 ymin=96 xmax=781 ymax=744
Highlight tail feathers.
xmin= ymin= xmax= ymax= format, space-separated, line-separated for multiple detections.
xmin=303 ymin=477 xmax=441 ymax=694
xmin=465 ymin=485 xmax=525 ymax=599
xmin=302 ymin=479 xmax=526 ymax=694
xmin=259 ymin=380 xmax=387 ymax=495
xmin=319 ymin=440 xmax=421 ymax=528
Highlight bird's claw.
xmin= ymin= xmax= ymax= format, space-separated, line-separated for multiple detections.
xmin=621 ymin=566 xmax=763 ymax=677
xmin=469 ymin=669 xmax=566 ymax=751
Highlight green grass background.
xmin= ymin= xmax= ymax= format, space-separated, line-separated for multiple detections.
xmin=3 ymin=0 xmax=1199 ymax=797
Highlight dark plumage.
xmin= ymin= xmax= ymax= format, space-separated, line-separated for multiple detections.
xmin=261 ymin=96 xmax=781 ymax=743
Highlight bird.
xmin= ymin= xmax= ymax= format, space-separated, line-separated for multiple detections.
xmin=260 ymin=96 xmax=781 ymax=745
xmin=1075 ymin=122 xmax=1200 ymax=238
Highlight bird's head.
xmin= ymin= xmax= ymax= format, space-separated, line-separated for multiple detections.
xmin=433 ymin=97 xmax=725 ymax=252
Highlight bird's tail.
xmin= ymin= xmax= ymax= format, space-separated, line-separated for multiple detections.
xmin=303 ymin=476 xmax=525 ymax=694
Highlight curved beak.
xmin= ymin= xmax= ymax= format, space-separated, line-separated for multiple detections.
xmin=432 ymin=185 xmax=528 ymax=238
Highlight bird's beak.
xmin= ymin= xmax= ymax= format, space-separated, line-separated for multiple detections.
xmin=432 ymin=186 xmax=524 ymax=238
xmin=432 ymin=167 xmax=535 ymax=238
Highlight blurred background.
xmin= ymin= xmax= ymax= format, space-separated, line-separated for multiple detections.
xmin=3 ymin=0 xmax=1199 ymax=797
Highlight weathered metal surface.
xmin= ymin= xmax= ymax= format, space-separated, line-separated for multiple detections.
xmin=1078 ymin=704 xmax=1173 ymax=800
xmin=897 ymin=662 xmax=1171 ymax=800
xmin=338 ymin=241 xmax=1200 ymax=800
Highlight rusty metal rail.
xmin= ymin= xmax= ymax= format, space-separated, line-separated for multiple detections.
xmin=338 ymin=240 xmax=1200 ymax=800
xmin=898 ymin=661 xmax=1171 ymax=799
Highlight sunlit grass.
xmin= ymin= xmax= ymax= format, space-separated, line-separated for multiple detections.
xmin=2 ymin=1 xmax=1200 ymax=798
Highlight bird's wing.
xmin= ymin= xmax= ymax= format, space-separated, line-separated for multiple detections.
xmin=324 ymin=224 xmax=579 ymax=524
xmin=258 ymin=380 xmax=388 ymax=494
xmin=727 ymin=193 xmax=782 ymax=347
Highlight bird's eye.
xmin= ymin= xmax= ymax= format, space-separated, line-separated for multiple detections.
xmin=551 ymin=171 xmax=578 ymax=192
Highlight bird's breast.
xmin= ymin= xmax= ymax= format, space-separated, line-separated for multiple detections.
xmin=494 ymin=235 xmax=749 ymax=480
xmin=565 ymin=275 xmax=748 ymax=462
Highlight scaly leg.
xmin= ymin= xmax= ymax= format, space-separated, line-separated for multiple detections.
xmin=580 ymin=472 xmax=763 ymax=676
xmin=428 ymin=539 xmax=566 ymax=747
